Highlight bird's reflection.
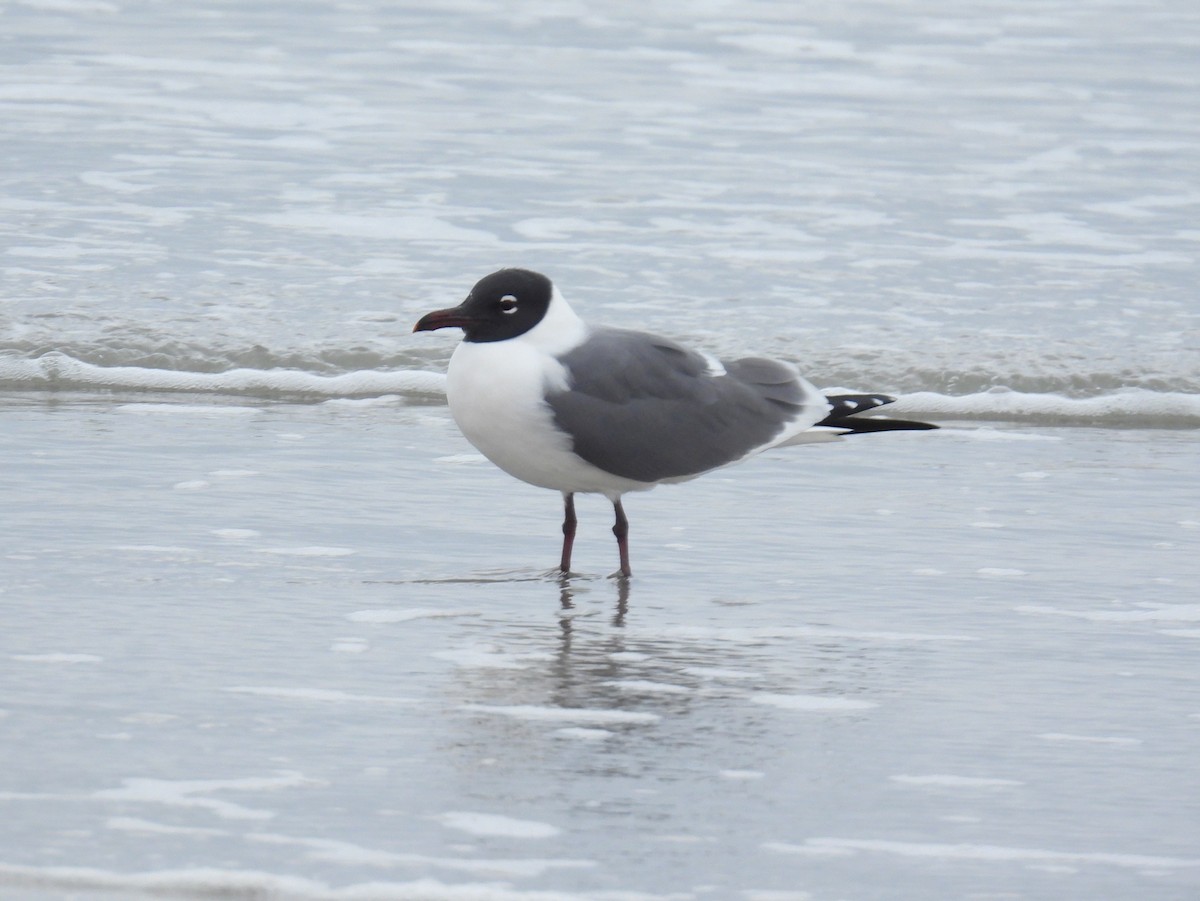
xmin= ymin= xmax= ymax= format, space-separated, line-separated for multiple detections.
xmin=557 ymin=571 xmax=629 ymax=629
xmin=437 ymin=567 xmax=889 ymax=788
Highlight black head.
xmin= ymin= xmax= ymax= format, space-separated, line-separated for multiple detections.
xmin=413 ymin=268 xmax=554 ymax=343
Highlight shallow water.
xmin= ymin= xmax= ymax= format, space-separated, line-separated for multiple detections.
xmin=2 ymin=0 xmax=1200 ymax=898
xmin=2 ymin=399 xmax=1199 ymax=900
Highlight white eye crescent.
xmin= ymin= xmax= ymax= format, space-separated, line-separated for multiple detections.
xmin=498 ymin=295 xmax=518 ymax=314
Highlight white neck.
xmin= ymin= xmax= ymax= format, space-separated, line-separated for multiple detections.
xmin=517 ymin=285 xmax=588 ymax=355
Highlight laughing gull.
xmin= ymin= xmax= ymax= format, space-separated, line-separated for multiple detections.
xmin=414 ymin=268 xmax=936 ymax=577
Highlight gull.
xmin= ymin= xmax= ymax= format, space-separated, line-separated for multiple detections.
xmin=415 ymin=268 xmax=936 ymax=577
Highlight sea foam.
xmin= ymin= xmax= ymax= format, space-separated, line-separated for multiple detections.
xmin=3 ymin=351 xmax=1197 ymax=427
xmin=0 ymin=351 xmax=445 ymax=399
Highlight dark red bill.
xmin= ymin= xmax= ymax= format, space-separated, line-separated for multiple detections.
xmin=413 ymin=306 xmax=473 ymax=333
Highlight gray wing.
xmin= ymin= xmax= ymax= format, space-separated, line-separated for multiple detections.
xmin=546 ymin=327 xmax=817 ymax=483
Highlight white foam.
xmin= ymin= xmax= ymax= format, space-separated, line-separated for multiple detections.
xmin=761 ymin=841 xmax=855 ymax=858
xmin=257 ymin=546 xmax=357 ymax=557
xmin=120 ymin=712 xmax=180 ymax=725
xmin=433 ymin=647 xmax=553 ymax=670
xmin=250 ymin=832 xmax=592 ymax=878
xmin=320 ymin=395 xmax=405 ymax=409
xmin=116 ymin=403 xmax=259 ymax=415
xmin=719 ymin=770 xmax=766 ymax=781
xmin=770 ymin=837 xmax=1200 ymax=869
xmin=347 ymin=607 xmax=479 ymax=623
xmin=4 ymin=351 xmax=1193 ymax=428
xmin=682 ymin=666 xmax=764 ymax=681
xmin=0 ymin=864 xmax=324 ymax=899
xmin=92 ymin=771 xmax=316 ymax=821
xmin=1019 ymin=603 xmax=1200 ymax=623
xmin=436 ymin=811 xmax=560 ymax=839
xmin=224 ymin=686 xmax=415 ymax=705
xmin=248 ymin=833 xmax=414 ymax=867
xmin=890 ymin=774 xmax=1023 ymax=788
xmin=248 ymin=211 xmax=498 ymax=243
xmin=434 ymin=453 xmax=489 ymax=465
xmin=0 ymin=864 xmax=600 ymax=900
xmin=0 ymin=790 xmax=76 ymax=802
xmin=0 ymin=352 xmax=447 ymax=398
xmin=18 ymin=0 xmax=120 ymax=12
xmin=210 ymin=528 xmax=261 ymax=539
xmin=651 ymin=834 xmax=717 ymax=846
xmin=460 ymin=704 xmax=660 ymax=725
xmin=940 ymin=426 xmax=1063 ymax=442
xmin=892 ymin=388 xmax=1200 ymax=427
xmin=608 ymin=651 xmax=651 ymax=662
xmin=12 ymin=653 xmax=102 ymax=664
xmin=106 ymin=816 xmax=226 ymax=837
xmin=553 ymin=727 xmax=615 ymax=741
xmin=510 ymin=217 xmax=601 ymax=240
xmin=115 ymin=545 xmax=193 ymax=554
xmin=661 ymin=624 xmax=975 ymax=643
xmin=750 ymin=693 xmax=877 ymax=712
xmin=602 ymin=679 xmax=692 ymax=695
xmin=1038 ymin=733 xmax=1143 ymax=746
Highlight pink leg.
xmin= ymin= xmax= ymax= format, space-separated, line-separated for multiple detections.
xmin=612 ymin=498 xmax=631 ymax=578
xmin=559 ymin=493 xmax=577 ymax=573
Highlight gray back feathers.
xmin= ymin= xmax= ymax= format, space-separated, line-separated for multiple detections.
xmin=546 ymin=327 xmax=815 ymax=483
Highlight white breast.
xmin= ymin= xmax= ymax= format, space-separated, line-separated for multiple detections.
xmin=443 ymin=285 xmax=657 ymax=497
xmin=446 ymin=339 xmax=650 ymax=497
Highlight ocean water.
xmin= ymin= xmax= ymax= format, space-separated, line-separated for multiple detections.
xmin=2 ymin=1 xmax=1199 ymax=899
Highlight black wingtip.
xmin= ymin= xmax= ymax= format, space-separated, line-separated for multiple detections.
xmin=819 ymin=393 xmax=939 ymax=433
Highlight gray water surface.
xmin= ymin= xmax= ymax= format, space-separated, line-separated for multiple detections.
xmin=2 ymin=399 xmax=1198 ymax=899
xmin=2 ymin=0 xmax=1199 ymax=897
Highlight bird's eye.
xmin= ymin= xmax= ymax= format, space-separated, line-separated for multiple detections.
xmin=498 ymin=295 xmax=518 ymax=314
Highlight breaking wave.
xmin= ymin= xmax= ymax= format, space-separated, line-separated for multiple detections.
xmin=1 ymin=350 xmax=1197 ymax=427
xmin=889 ymin=388 xmax=1200 ymax=428
xmin=0 ymin=351 xmax=446 ymax=400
